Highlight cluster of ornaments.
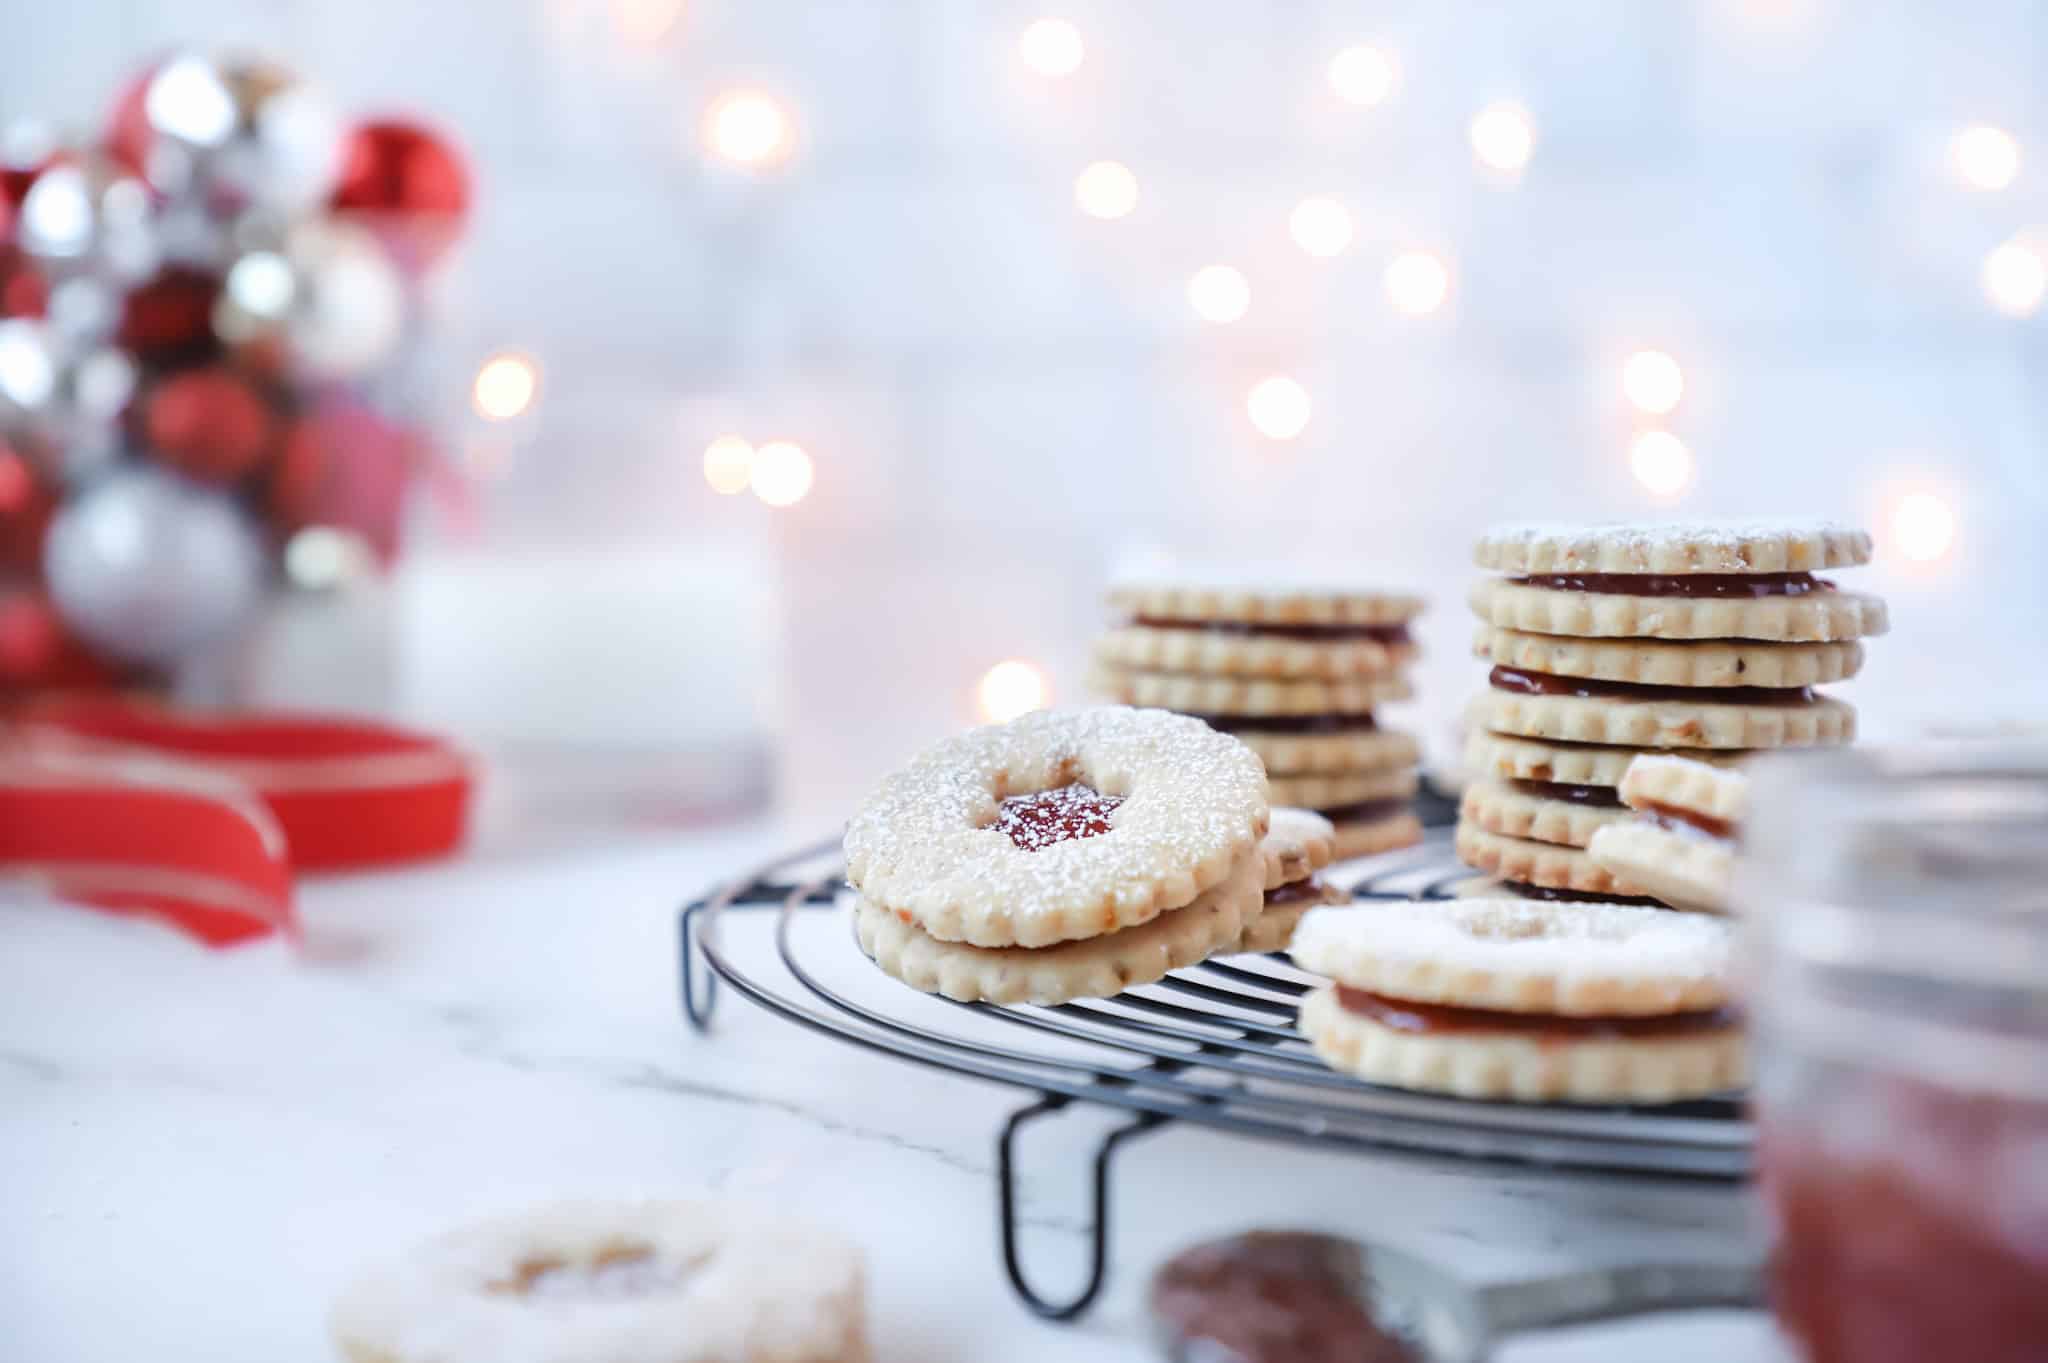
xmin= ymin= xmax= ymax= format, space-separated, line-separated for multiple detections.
xmin=0 ymin=52 xmax=469 ymax=688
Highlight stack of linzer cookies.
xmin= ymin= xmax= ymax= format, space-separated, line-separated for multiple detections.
xmin=842 ymin=520 xmax=1887 ymax=1107
xmin=1455 ymin=519 xmax=1886 ymax=909
xmin=1088 ymin=577 xmax=1426 ymax=860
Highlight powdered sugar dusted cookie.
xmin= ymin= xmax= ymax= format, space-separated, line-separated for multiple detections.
xmin=1469 ymin=577 xmax=1889 ymax=643
xmin=854 ymin=848 xmax=1260 ymax=1004
xmin=1474 ymin=518 xmax=1872 ymax=576
xmin=1459 ymin=778 xmax=1633 ymax=849
xmin=1290 ymin=896 xmax=1734 ymax=1015
xmin=1293 ymin=897 xmax=1743 ymax=1098
xmin=1476 ymin=626 xmax=1865 ymax=690
xmin=843 ymin=707 xmax=1268 ymax=949
xmin=1463 ymin=730 xmax=1746 ymax=788
xmin=1089 ymin=666 xmax=1412 ymax=717
xmin=329 ymin=1198 xmax=869 ymax=1363
xmin=1232 ymin=807 xmax=1345 ymax=953
xmin=1266 ymin=766 xmax=1417 ymax=812
xmin=1258 ymin=807 xmax=1337 ymax=890
xmin=1476 ymin=684 xmax=1855 ymax=750
xmin=1106 ymin=578 xmax=1425 ymax=629
xmin=1454 ymin=822 xmax=1633 ymax=895
xmin=1220 ymin=724 xmax=1418 ymax=776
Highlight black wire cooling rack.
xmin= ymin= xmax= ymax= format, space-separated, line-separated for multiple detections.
xmin=676 ymin=795 xmax=1751 ymax=1321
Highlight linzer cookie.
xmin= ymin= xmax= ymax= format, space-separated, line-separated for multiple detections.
xmin=843 ymin=706 xmax=1267 ymax=1003
xmin=1458 ymin=777 xmax=1632 ymax=850
xmin=1454 ymin=822 xmax=1633 ymax=896
xmin=1092 ymin=576 xmax=1428 ymax=861
xmin=1087 ymin=667 xmax=1412 ymax=717
xmin=1236 ymin=807 xmax=1350 ymax=954
xmin=329 ymin=1199 xmax=870 ymax=1363
xmin=1457 ymin=518 xmax=1884 ymax=900
xmin=1095 ymin=623 xmax=1416 ymax=680
xmin=1587 ymin=755 xmax=1748 ymax=914
xmin=1291 ymin=898 xmax=1745 ymax=1102
xmin=1464 ymin=730 xmax=1745 ymax=788
xmin=1477 ymin=627 xmax=1865 ymax=690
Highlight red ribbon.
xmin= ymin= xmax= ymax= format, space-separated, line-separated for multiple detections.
xmin=2 ymin=700 xmax=472 ymax=946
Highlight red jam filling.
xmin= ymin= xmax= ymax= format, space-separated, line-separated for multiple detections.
xmin=1135 ymin=616 xmax=1413 ymax=645
xmin=1336 ymin=986 xmax=1735 ymax=1037
xmin=1150 ymin=1232 xmax=1426 ymax=1363
xmin=1497 ymin=880 xmax=1668 ymax=908
xmin=1514 ymin=572 xmax=1835 ymax=598
xmin=1194 ymin=713 xmax=1377 ymax=735
xmin=1490 ymin=664 xmax=1815 ymax=706
xmin=1509 ymin=779 xmax=1626 ymax=808
xmin=1317 ymin=797 xmax=1410 ymax=824
xmin=994 ymin=783 xmax=1123 ymax=851
xmin=1762 ymin=1084 xmax=2048 ymax=1363
xmin=1642 ymin=801 xmax=1738 ymax=840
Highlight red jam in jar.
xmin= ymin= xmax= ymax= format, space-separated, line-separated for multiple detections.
xmin=1739 ymin=744 xmax=2048 ymax=1363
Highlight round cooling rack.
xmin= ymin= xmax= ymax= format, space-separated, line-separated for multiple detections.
xmin=676 ymin=813 xmax=1751 ymax=1320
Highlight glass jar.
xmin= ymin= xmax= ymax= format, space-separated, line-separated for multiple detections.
xmin=1737 ymin=743 xmax=2048 ymax=1363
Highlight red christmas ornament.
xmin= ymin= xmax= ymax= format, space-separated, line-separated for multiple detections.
xmin=0 ymin=136 xmax=48 ymax=213
xmin=103 ymin=62 xmax=161 ymax=180
xmin=0 ymin=444 xmax=55 ymax=575
xmin=143 ymin=368 xmax=277 ymax=483
xmin=0 ymin=246 xmax=46 ymax=319
xmin=118 ymin=267 xmax=221 ymax=357
xmin=269 ymin=418 xmax=333 ymax=530
xmin=329 ymin=119 xmax=469 ymax=270
xmin=0 ymin=587 xmax=116 ymax=691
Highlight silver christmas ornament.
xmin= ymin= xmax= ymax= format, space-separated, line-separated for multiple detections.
xmin=43 ymin=464 xmax=268 ymax=665
xmin=0 ymin=319 xmax=135 ymax=481
xmin=136 ymin=54 xmax=344 ymax=221
xmin=279 ymin=220 xmax=406 ymax=379
xmin=17 ymin=154 xmax=160 ymax=286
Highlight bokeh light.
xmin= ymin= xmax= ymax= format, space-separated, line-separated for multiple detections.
xmin=1622 ymin=350 xmax=1685 ymax=415
xmin=1629 ymin=430 xmax=1694 ymax=499
xmin=1289 ymin=197 xmax=1354 ymax=258
xmin=1890 ymin=491 xmax=1956 ymax=563
xmin=702 ymin=89 xmax=796 ymax=169
xmin=1384 ymin=250 xmax=1451 ymax=315
xmin=1247 ymin=376 xmax=1311 ymax=440
xmin=1328 ymin=45 xmax=1397 ymax=106
xmin=1953 ymin=125 xmax=2020 ymax=191
xmin=1074 ymin=161 xmax=1138 ymax=219
xmin=1982 ymin=238 xmax=2047 ymax=315
xmin=612 ymin=0 xmax=686 ymax=46
xmin=978 ymin=659 xmax=1049 ymax=723
xmin=1187 ymin=265 xmax=1250 ymax=323
xmin=1470 ymin=101 xmax=1536 ymax=175
xmin=284 ymin=526 xmax=373 ymax=590
xmin=750 ymin=440 xmax=813 ymax=507
xmin=702 ymin=435 xmax=754 ymax=495
xmin=471 ymin=353 xmax=538 ymax=421
xmin=1019 ymin=19 xmax=1085 ymax=77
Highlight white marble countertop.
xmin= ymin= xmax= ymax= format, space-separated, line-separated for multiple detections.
xmin=0 ymin=816 xmax=1788 ymax=1362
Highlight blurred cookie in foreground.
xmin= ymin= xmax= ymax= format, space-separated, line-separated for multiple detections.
xmin=330 ymin=1199 xmax=870 ymax=1363
xmin=1587 ymin=754 xmax=1748 ymax=914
